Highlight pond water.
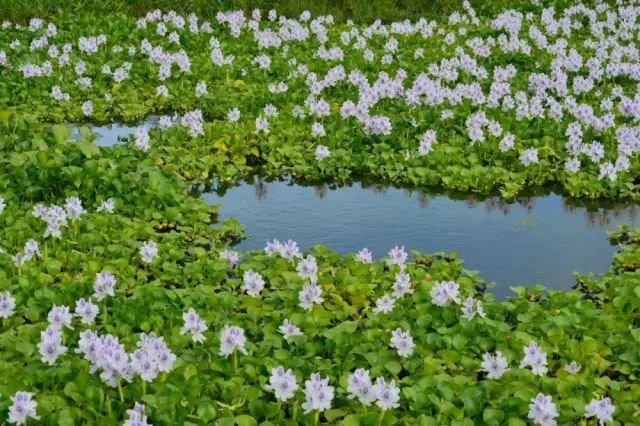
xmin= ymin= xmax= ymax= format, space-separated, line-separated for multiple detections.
xmin=84 ymin=122 xmax=640 ymax=298
xmin=203 ymin=179 xmax=640 ymax=299
xmin=69 ymin=119 xmax=158 ymax=146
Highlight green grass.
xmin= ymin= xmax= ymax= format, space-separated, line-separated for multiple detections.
xmin=0 ymin=0 xmax=573 ymax=23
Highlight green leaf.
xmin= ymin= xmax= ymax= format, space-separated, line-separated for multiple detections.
xmin=234 ymin=415 xmax=257 ymax=426
xmin=324 ymin=409 xmax=348 ymax=422
xmin=52 ymin=124 xmax=71 ymax=144
xmin=341 ymin=414 xmax=360 ymax=426
xmin=197 ymin=401 xmax=217 ymax=422
xmin=15 ymin=341 xmax=34 ymax=356
xmin=57 ymin=408 xmax=75 ymax=426
xmin=0 ymin=109 xmax=14 ymax=125
xmin=483 ymin=408 xmax=504 ymax=424
xmin=385 ymin=360 xmax=402 ymax=375
xmin=76 ymin=140 xmax=100 ymax=158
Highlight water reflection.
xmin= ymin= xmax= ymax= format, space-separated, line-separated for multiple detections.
xmin=68 ymin=117 xmax=159 ymax=147
xmin=220 ymin=178 xmax=640 ymax=228
xmin=202 ymin=177 xmax=640 ymax=298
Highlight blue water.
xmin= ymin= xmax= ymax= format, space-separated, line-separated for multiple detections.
xmin=70 ymin=119 xmax=158 ymax=147
xmin=203 ymin=180 xmax=640 ymax=298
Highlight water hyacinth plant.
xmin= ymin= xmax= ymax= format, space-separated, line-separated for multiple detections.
xmin=0 ymin=1 xmax=639 ymax=424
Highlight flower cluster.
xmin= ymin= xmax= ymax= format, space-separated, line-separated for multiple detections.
xmin=219 ymin=325 xmax=247 ymax=357
xmin=8 ymin=391 xmax=39 ymax=425
xmin=302 ymin=373 xmax=334 ymax=413
xmin=347 ymin=369 xmax=400 ymax=410
xmin=266 ymin=366 xmax=298 ymax=401
xmin=180 ymin=308 xmax=208 ymax=343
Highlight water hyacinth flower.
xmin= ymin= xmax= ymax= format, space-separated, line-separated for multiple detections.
xmin=180 ymin=109 xmax=204 ymax=138
xmin=264 ymin=239 xmax=301 ymax=260
xmin=94 ymin=271 xmax=116 ymax=301
xmin=373 ymin=294 xmax=395 ymax=314
xmin=74 ymin=298 xmax=99 ymax=324
xmin=219 ymin=248 xmax=240 ymax=266
xmin=156 ymin=85 xmax=169 ymax=98
xmin=298 ymin=283 xmax=324 ymax=310
xmin=520 ymin=148 xmax=539 ymax=166
xmin=264 ymin=239 xmax=281 ymax=257
xmin=23 ymin=240 xmax=40 ymax=260
xmin=392 ymin=271 xmax=412 ymax=298
xmin=51 ymin=85 xmax=70 ymax=101
xmin=158 ymin=115 xmax=174 ymax=130
xmin=279 ymin=319 xmax=302 ymax=340
xmin=139 ymin=240 xmax=158 ymax=264
xmin=599 ymin=162 xmax=617 ymax=182
xmin=38 ymin=324 xmax=67 ymax=364
xmin=481 ymin=351 xmax=509 ymax=379
xmin=430 ymin=281 xmax=461 ymax=306
xmin=96 ymin=198 xmax=115 ymax=213
xmin=24 ymin=239 xmax=41 ymax=260
xmin=81 ymin=100 xmax=93 ymax=116
xmin=123 ymin=402 xmax=152 ymax=426
xmin=302 ymin=373 xmax=334 ymax=414
xmin=373 ymin=377 xmax=400 ymax=410
xmin=180 ymin=308 xmax=208 ymax=343
xmin=134 ymin=127 xmax=150 ymax=151
xmin=76 ymin=331 xmax=133 ymax=387
xmin=585 ymin=397 xmax=615 ymax=425
xmin=36 ymin=204 xmax=68 ymax=239
xmin=461 ymin=296 xmax=486 ymax=320
xmin=355 ymin=248 xmax=372 ymax=264
xmin=266 ymin=366 xmax=298 ymax=401
xmin=565 ymin=157 xmax=580 ymax=174
xmin=528 ymin=393 xmax=558 ymax=426
xmin=113 ymin=67 xmax=128 ymax=82
xmin=387 ymin=246 xmax=408 ymax=268
xmin=255 ymin=116 xmax=270 ymax=134
xmin=315 ymin=145 xmax=330 ymax=161
xmin=520 ymin=341 xmax=548 ymax=376
xmin=64 ymin=196 xmax=85 ymax=221
xmin=279 ymin=240 xmax=302 ymax=259
xmin=296 ymin=255 xmax=318 ymax=282
xmin=389 ymin=328 xmax=415 ymax=357
xmin=12 ymin=252 xmax=29 ymax=267
xmin=347 ymin=369 xmax=376 ymax=406
xmin=195 ymin=80 xmax=207 ymax=97
xmin=0 ymin=291 xmax=16 ymax=318
xmin=131 ymin=333 xmax=176 ymax=382
xmin=8 ymin=391 xmax=39 ymax=425
xmin=564 ymin=361 xmax=581 ymax=374
xmin=311 ymin=122 xmax=326 ymax=138
xmin=227 ymin=107 xmax=240 ymax=122
xmin=499 ymin=133 xmax=515 ymax=151
xmin=263 ymin=105 xmax=278 ymax=118
xmin=48 ymin=305 xmax=73 ymax=330
xmin=419 ymin=129 xmax=437 ymax=156
xmin=242 ymin=269 xmax=265 ymax=297
xmin=219 ymin=325 xmax=247 ymax=357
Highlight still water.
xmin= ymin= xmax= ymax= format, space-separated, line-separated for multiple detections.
xmin=70 ymin=120 xmax=158 ymax=146
xmin=81 ymin=122 xmax=640 ymax=298
xmin=203 ymin=180 xmax=640 ymax=298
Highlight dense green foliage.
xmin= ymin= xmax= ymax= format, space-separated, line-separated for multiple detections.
xmin=1 ymin=2 xmax=640 ymax=425
xmin=0 ymin=0 xmax=571 ymax=24
xmin=0 ymin=115 xmax=639 ymax=425
xmin=2 ymin=7 xmax=640 ymax=199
